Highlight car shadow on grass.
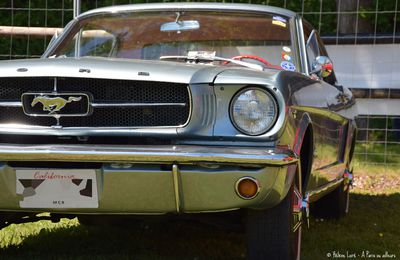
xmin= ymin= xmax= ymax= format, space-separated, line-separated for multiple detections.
xmin=0 ymin=193 xmax=399 ymax=259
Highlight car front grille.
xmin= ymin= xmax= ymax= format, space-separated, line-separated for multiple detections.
xmin=0 ymin=77 xmax=191 ymax=127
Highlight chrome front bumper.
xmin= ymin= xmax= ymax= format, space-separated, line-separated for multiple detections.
xmin=0 ymin=144 xmax=297 ymax=165
xmin=0 ymin=144 xmax=298 ymax=214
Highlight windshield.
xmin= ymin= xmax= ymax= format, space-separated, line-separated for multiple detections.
xmin=51 ymin=11 xmax=296 ymax=71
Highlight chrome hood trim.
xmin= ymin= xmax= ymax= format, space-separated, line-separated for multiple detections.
xmin=213 ymin=67 xmax=279 ymax=85
xmin=0 ymin=58 xmax=228 ymax=84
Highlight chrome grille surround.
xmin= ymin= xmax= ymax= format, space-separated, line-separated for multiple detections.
xmin=0 ymin=77 xmax=191 ymax=128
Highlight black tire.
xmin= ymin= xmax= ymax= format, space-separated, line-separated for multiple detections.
xmin=245 ymin=184 xmax=301 ymax=260
xmin=311 ymin=180 xmax=349 ymax=219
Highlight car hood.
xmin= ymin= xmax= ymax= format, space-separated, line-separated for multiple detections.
xmin=0 ymin=57 xmax=229 ymax=84
xmin=0 ymin=57 xmax=280 ymax=85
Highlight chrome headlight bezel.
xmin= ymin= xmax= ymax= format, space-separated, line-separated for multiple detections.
xmin=229 ymin=87 xmax=278 ymax=136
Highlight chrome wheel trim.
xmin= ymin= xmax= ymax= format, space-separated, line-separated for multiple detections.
xmin=292 ymin=184 xmax=303 ymax=232
xmin=296 ymin=227 xmax=302 ymax=260
xmin=292 ymin=183 xmax=302 ymax=260
xmin=345 ymin=185 xmax=350 ymax=214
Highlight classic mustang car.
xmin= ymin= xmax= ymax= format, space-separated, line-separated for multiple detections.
xmin=0 ymin=3 xmax=356 ymax=259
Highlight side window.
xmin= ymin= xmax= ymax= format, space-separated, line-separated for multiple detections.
xmin=79 ymin=29 xmax=116 ymax=57
xmin=54 ymin=29 xmax=116 ymax=58
xmin=303 ymin=20 xmax=337 ymax=85
xmin=306 ymin=30 xmax=320 ymax=72
xmin=315 ymin=32 xmax=337 ymax=85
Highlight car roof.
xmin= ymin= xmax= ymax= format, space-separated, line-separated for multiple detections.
xmin=78 ymin=2 xmax=297 ymax=20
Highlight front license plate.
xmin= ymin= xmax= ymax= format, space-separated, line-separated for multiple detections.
xmin=16 ymin=169 xmax=98 ymax=208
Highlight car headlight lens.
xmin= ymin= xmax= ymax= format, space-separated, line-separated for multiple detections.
xmin=230 ymin=88 xmax=278 ymax=135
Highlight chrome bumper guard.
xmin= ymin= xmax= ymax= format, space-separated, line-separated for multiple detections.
xmin=0 ymin=144 xmax=298 ymax=165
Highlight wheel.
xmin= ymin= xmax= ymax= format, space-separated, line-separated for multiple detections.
xmin=311 ymin=180 xmax=350 ymax=219
xmin=245 ymin=182 xmax=302 ymax=260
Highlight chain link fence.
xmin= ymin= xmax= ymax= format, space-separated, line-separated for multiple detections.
xmin=0 ymin=0 xmax=399 ymax=169
xmin=0 ymin=1 xmax=73 ymax=59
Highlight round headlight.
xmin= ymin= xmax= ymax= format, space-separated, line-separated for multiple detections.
xmin=230 ymin=88 xmax=278 ymax=136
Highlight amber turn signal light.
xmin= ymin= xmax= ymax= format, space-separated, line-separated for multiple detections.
xmin=235 ymin=177 xmax=260 ymax=199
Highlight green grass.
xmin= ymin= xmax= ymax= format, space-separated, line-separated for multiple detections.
xmin=0 ymin=163 xmax=399 ymax=259
xmin=302 ymin=194 xmax=400 ymax=259
xmin=301 ymin=162 xmax=400 ymax=258
xmin=354 ymin=143 xmax=400 ymax=164
xmin=355 ymin=143 xmax=400 ymax=155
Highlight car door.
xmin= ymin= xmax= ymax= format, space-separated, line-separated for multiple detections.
xmin=302 ymin=20 xmax=350 ymax=187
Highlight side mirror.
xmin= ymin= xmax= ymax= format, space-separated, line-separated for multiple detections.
xmin=311 ymin=56 xmax=333 ymax=78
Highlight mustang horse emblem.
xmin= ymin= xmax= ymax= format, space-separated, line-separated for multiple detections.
xmin=31 ymin=96 xmax=82 ymax=114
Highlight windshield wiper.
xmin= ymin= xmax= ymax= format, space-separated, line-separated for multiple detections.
xmin=159 ymin=54 xmax=263 ymax=71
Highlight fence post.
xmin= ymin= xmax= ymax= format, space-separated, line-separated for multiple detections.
xmin=73 ymin=0 xmax=81 ymax=18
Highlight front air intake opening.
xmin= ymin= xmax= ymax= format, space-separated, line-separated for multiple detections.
xmin=0 ymin=134 xmax=176 ymax=146
xmin=7 ymin=161 xmax=103 ymax=169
